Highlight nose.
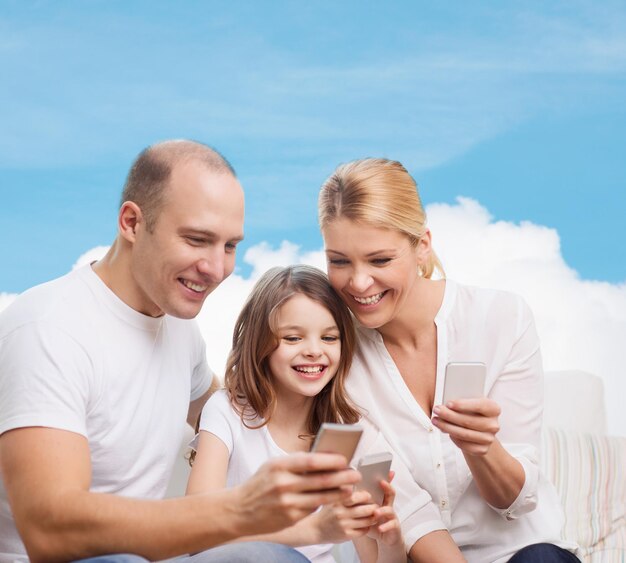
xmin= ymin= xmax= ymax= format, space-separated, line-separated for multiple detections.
xmin=196 ymin=249 xmax=227 ymax=283
xmin=303 ymin=338 xmax=323 ymax=358
xmin=349 ymin=266 xmax=373 ymax=294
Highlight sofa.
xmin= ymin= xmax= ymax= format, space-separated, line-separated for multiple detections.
xmin=167 ymin=370 xmax=626 ymax=562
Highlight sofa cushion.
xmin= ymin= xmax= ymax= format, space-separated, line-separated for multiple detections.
xmin=543 ymin=371 xmax=607 ymax=435
xmin=541 ymin=428 xmax=626 ymax=563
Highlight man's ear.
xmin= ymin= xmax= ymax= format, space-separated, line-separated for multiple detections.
xmin=118 ymin=201 xmax=143 ymax=243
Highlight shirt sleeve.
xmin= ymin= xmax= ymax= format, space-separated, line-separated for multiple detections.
xmin=189 ymin=322 xmax=213 ymax=401
xmin=0 ymin=321 xmax=94 ymax=437
xmin=197 ymin=391 xmax=236 ymax=453
xmin=486 ymin=295 xmax=543 ymax=519
xmin=356 ymin=418 xmax=447 ymax=551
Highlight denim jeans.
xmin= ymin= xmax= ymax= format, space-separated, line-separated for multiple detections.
xmin=508 ymin=543 xmax=581 ymax=563
xmin=73 ymin=542 xmax=310 ymax=563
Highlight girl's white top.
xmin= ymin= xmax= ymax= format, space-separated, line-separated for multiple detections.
xmin=198 ymin=389 xmax=443 ymax=561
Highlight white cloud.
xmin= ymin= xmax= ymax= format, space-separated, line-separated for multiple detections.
xmin=2 ymin=200 xmax=624 ymax=435
xmin=73 ymin=246 xmax=110 ymax=269
xmin=198 ymin=198 xmax=626 ymax=436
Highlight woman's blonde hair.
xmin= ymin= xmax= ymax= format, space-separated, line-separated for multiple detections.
xmin=225 ymin=265 xmax=360 ymax=438
xmin=318 ymin=158 xmax=444 ymax=278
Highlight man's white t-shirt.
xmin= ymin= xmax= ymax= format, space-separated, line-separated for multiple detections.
xmin=346 ymin=279 xmax=578 ymax=563
xmin=0 ymin=265 xmax=212 ymax=562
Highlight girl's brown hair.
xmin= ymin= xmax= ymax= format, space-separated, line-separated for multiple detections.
xmin=226 ymin=265 xmax=360 ymax=437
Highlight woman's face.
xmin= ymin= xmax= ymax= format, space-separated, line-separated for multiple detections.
xmin=322 ymin=218 xmax=425 ymax=329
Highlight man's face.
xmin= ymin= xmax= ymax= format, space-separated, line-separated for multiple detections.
xmin=130 ymin=160 xmax=244 ymax=319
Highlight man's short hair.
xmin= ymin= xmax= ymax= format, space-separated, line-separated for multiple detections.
xmin=120 ymin=140 xmax=236 ymax=232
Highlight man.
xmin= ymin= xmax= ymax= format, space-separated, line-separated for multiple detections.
xmin=0 ymin=140 xmax=359 ymax=563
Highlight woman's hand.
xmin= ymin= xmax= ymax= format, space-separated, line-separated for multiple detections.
xmin=431 ymin=398 xmax=501 ymax=456
xmin=313 ymin=489 xmax=378 ymax=543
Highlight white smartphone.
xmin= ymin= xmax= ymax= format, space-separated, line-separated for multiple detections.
xmin=356 ymin=451 xmax=393 ymax=505
xmin=442 ymin=362 xmax=486 ymax=404
xmin=310 ymin=423 xmax=363 ymax=463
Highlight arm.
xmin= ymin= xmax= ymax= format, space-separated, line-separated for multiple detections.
xmin=408 ymin=530 xmax=466 ymax=563
xmin=353 ymin=479 xmax=406 ymax=563
xmin=187 ymin=431 xmax=376 ymax=547
xmin=0 ymin=426 xmax=360 ymax=563
xmin=187 ymin=372 xmax=221 ymax=427
xmin=431 ymin=297 xmax=543 ymax=511
xmin=187 ymin=375 xmax=221 ymax=428
xmin=431 ymin=399 xmax=525 ymax=508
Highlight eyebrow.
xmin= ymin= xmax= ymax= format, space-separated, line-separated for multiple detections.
xmin=181 ymin=228 xmax=244 ymax=243
xmin=325 ymin=248 xmax=397 ymax=257
xmin=278 ymin=325 xmax=339 ymax=332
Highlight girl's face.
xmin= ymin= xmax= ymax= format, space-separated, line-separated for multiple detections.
xmin=268 ymin=293 xmax=342 ymax=403
xmin=322 ymin=218 xmax=427 ymax=329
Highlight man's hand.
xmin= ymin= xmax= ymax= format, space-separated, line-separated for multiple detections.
xmin=232 ymin=452 xmax=361 ymax=535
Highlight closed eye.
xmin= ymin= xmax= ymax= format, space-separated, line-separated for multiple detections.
xmin=283 ymin=336 xmax=302 ymax=343
xmin=185 ymin=236 xmax=207 ymax=246
xmin=371 ymin=257 xmax=392 ymax=266
xmin=327 ymin=258 xmax=349 ymax=266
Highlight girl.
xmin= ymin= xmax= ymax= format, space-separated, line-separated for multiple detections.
xmin=318 ymin=157 xmax=580 ymax=563
xmin=187 ymin=265 xmax=409 ymax=563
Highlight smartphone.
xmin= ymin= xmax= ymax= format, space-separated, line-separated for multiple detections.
xmin=356 ymin=451 xmax=393 ymax=505
xmin=310 ymin=423 xmax=363 ymax=463
xmin=442 ymin=362 xmax=486 ymax=404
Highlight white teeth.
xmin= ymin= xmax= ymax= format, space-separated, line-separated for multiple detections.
xmin=182 ymin=279 xmax=208 ymax=292
xmin=353 ymin=291 xmax=385 ymax=305
xmin=294 ymin=366 xmax=324 ymax=374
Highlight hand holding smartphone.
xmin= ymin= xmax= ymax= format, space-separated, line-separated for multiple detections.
xmin=441 ymin=362 xmax=486 ymax=404
xmin=356 ymin=451 xmax=393 ymax=505
xmin=310 ymin=423 xmax=363 ymax=464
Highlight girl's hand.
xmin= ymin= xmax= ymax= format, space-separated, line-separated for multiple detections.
xmin=368 ymin=475 xmax=403 ymax=549
xmin=431 ymin=398 xmax=501 ymax=456
xmin=314 ymin=489 xmax=378 ymax=543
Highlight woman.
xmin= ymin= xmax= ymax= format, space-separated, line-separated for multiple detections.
xmin=318 ymin=158 xmax=579 ymax=563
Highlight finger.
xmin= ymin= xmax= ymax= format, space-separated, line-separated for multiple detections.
xmin=377 ymin=519 xmax=400 ymax=533
xmin=288 ymin=487 xmax=355 ymax=510
xmin=344 ymin=503 xmax=378 ymax=519
xmin=441 ymin=398 xmax=501 ymax=417
xmin=276 ymin=452 xmax=354 ymax=473
xmin=387 ymin=470 xmax=395 ymax=483
xmin=374 ymin=506 xmax=395 ymax=521
xmin=432 ymin=417 xmax=496 ymax=445
xmin=379 ymin=480 xmax=396 ymax=507
xmin=432 ymin=407 xmax=499 ymax=435
xmin=344 ymin=489 xmax=373 ymax=507
xmin=289 ymin=467 xmax=361 ymax=493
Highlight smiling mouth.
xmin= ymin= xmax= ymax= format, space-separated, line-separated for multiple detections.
xmin=351 ymin=290 xmax=387 ymax=306
xmin=179 ymin=278 xmax=209 ymax=293
xmin=293 ymin=365 xmax=326 ymax=377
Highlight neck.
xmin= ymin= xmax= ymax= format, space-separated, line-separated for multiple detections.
xmin=92 ymin=238 xmax=163 ymax=317
xmin=268 ymin=392 xmax=315 ymax=440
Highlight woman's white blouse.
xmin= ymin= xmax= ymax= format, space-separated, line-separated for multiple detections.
xmin=347 ymin=280 xmax=576 ymax=563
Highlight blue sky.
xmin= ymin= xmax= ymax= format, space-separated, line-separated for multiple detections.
xmin=1 ymin=0 xmax=625 ymax=293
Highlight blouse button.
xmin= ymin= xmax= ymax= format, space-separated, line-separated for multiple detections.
xmin=441 ymin=499 xmax=447 ymax=508
xmin=428 ymin=426 xmax=434 ymax=433
xmin=436 ymin=462 xmax=441 ymax=468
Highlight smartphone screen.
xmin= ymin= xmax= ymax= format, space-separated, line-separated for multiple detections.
xmin=442 ymin=362 xmax=486 ymax=404
xmin=310 ymin=423 xmax=363 ymax=463
xmin=356 ymin=451 xmax=393 ymax=505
